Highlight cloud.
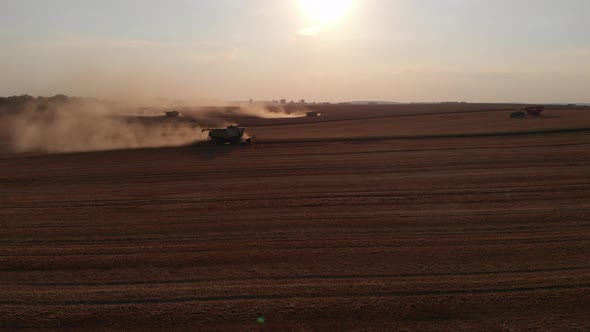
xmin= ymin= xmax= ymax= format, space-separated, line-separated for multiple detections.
xmin=192 ymin=47 xmax=241 ymax=64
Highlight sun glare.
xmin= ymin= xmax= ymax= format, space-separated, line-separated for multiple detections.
xmin=299 ymin=0 xmax=354 ymax=23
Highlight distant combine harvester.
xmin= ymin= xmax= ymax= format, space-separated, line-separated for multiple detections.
xmin=510 ymin=106 xmax=545 ymax=118
xmin=164 ymin=111 xmax=180 ymax=118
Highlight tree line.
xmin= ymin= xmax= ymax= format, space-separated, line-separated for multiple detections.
xmin=0 ymin=94 xmax=105 ymax=114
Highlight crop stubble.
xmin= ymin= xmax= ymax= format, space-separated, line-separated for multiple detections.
xmin=1 ymin=105 xmax=589 ymax=330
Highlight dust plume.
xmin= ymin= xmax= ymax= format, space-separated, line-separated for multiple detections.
xmin=171 ymin=102 xmax=309 ymax=128
xmin=0 ymin=97 xmax=206 ymax=153
xmin=0 ymin=96 xmax=312 ymax=154
xmin=235 ymin=103 xmax=307 ymax=119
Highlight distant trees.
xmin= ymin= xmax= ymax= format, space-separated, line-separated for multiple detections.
xmin=0 ymin=94 xmax=95 ymax=116
xmin=6 ymin=94 xmax=34 ymax=104
xmin=50 ymin=94 xmax=69 ymax=103
xmin=0 ymin=94 xmax=36 ymax=114
xmin=274 ymin=99 xmax=307 ymax=105
xmin=265 ymin=98 xmax=313 ymax=105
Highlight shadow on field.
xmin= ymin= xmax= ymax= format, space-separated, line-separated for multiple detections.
xmin=190 ymin=143 xmax=238 ymax=160
xmin=537 ymin=115 xmax=561 ymax=119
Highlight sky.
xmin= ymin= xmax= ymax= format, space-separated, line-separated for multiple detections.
xmin=1 ymin=0 xmax=589 ymax=103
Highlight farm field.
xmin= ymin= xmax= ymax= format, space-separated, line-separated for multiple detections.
xmin=1 ymin=104 xmax=590 ymax=330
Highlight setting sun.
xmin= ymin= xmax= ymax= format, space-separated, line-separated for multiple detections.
xmin=299 ymin=0 xmax=354 ymax=23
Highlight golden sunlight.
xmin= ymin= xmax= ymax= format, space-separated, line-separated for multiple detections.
xmin=299 ymin=0 xmax=354 ymax=23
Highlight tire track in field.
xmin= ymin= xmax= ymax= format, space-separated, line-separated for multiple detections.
xmin=0 ymin=128 xmax=590 ymax=183
xmin=2 ymin=283 xmax=589 ymax=306
xmin=257 ymin=127 xmax=590 ymax=144
xmin=3 ymin=183 xmax=589 ymax=209
xmin=1 ymin=222 xmax=588 ymax=248
xmin=1 ymin=235 xmax=588 ymax=259
xmin=16 ymin=266 xmax=590 ymax=287
xmin=3 ymin=218 xmax=589 ymax=234
xmin=1 ymin=140 xmax=587 ymax=177
xmin=2 ymin=218 xmax=588 ymax=247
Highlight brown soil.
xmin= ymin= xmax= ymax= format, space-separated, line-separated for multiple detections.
xmin=1 ymin=104 xmax=589 ymax=330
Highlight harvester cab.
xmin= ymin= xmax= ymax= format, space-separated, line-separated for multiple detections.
xmin=202 ymin=125 xmax=256 ymax=145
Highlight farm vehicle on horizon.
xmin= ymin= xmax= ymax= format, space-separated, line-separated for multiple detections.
xmin=510 ymin=106 xmax=545 ymax=118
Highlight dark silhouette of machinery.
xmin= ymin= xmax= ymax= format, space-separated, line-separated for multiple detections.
xmin=202 ymin=125 xmax=256 ymax=145
xmin=510 ymin=106 xmax=544 ymax=118
xmin=510 ymin=111 xmax=526 ymax=118
xmin=164 ymin=111 xmax=180 ymax=118
xmin=523 ymin=106 xmax=544 ymax=117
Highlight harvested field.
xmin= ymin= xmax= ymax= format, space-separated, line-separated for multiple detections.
xmin=1 ymin=104 xmax=589 ymax=330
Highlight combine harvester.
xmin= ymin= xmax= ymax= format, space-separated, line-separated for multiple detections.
xmin=202 ymin=125 xmax=256 ymax=145
xmin=510 ymin=106 xmax=545 ymax=118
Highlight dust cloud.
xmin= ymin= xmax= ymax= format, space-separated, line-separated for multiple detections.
xmin=0 ymin=98 xmax=206 ymax=153
xmin=235 ymin=103 xmax=307 ymax=119
xmin=0 ymin=95 xmax=312 ymax=154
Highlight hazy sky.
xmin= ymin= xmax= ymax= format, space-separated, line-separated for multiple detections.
xmin=1 ymin=0 xmax=589 ymax=103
